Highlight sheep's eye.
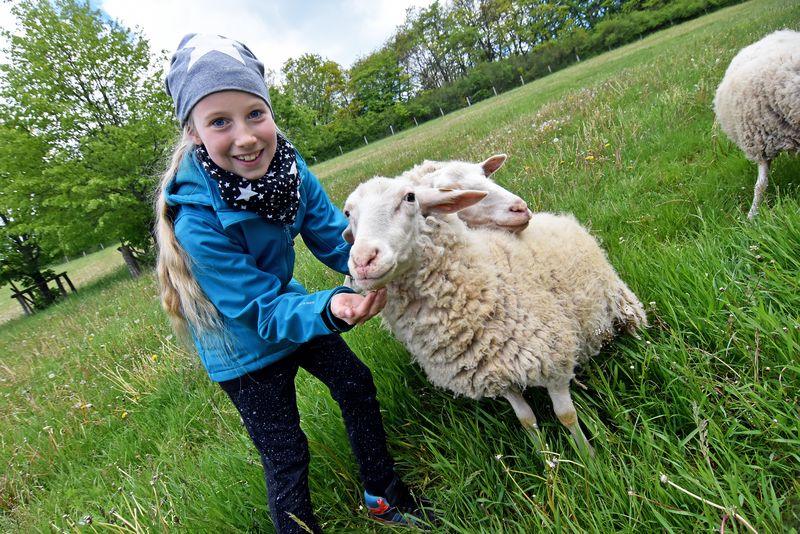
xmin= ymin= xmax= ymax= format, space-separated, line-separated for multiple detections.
xmin=344 ymin=210 xmax=350 ymax=218
xmin=404 ymin=192 xmax=416 ymax=202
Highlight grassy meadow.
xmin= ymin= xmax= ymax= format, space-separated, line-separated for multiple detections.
xmin=2 ymin=0 xmax=799 ymax=532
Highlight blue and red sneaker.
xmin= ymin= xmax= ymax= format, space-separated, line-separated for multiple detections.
xmin=363 ymin=476 xmax=436 ymax=529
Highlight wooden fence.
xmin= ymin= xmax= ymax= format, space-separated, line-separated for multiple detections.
xmin=9 ymin=272 xmax=76 ymax=316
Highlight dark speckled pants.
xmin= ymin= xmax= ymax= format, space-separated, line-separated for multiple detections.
xmin=219 ymin=334 xmax=396 ymax=534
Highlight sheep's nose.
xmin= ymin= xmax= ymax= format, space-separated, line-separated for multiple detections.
xmin=510 ymin=199 xmax=530 ymax=214
xmin=351 ymin=246 xmax=379 ymax=275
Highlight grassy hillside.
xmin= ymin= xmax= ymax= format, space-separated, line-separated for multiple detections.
xmin=2 ymin=1 xmax=798 ymax=532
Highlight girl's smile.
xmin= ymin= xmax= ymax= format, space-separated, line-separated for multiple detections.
xmin=234 ymin=150 xmax=262 ymax=162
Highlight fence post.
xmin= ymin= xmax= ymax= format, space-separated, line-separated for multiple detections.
xmin=492 ymin=86 xmax=497 ymax=96
xmin=413 ymin=117 xmax=418 ymax=126
xmin=60 ymin=272 xmax=76 ymax=292
xmin=520 ymin=75 xmax=525 ymax=85
xmin=54 ymin=276 xmax=67 ymax=297
xmin=439 ymin=107 xmax=444 ymax=116
xmin=390 ymin=125 xmax=395 ymax=135
xmin=12 ymin=293 xmax=34 ymax=316
xmin=575 ymin=53 xmax=581 ymax=62
xmin=548 ymin=65 xmax=552 ymax=73
xmin=364 ymin=136 xmax=369 ymax=145
xmin=466 ymin=96 xmax=471 ymax=106
xmin=339 ymin=145 xmax=343 ymax=155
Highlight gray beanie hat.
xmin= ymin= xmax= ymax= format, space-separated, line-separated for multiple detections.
xmin=165 ymin=33 xmax=272 ymax=126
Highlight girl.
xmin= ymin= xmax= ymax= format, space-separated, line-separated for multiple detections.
xmin=155 ymin=33 xmax=432 ymax=533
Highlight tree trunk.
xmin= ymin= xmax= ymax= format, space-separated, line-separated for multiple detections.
xmin=117 ymin=245 xmax=141 ymax=278
xmin=30 ymin=270 xmax=56 ymax=306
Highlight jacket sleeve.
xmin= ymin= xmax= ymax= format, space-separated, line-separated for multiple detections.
xmin=295 ymin=154 xmax=352 ymax=275
xmin=175 ymin=210 xmax=355 ymax=344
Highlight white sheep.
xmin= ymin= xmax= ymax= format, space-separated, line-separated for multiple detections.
xmin=398 ymin=154 xmax=532 ymax=233
xmin=713 ymin=29 xmax=800 ymax=219
xmin=343 ymin=178 xmax=647 ymax=455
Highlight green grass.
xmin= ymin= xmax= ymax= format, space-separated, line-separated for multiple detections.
xmin=2 ymin=1 xmax=799 ymax=532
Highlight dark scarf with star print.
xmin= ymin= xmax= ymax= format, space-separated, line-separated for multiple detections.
xmin=196 ymin=133 xmax=301 ymax=225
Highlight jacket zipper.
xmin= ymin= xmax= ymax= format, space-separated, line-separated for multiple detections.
xmin=284 ymin=225 xmax=294 ymax=274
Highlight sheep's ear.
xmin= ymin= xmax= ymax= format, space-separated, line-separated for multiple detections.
xmin=342 ymin=225 xmax=354 ymax=244
xmin=480 ymin=154 xmax=507 ymax=177
xmin=416 ymin=187 xmax=488 ymax=216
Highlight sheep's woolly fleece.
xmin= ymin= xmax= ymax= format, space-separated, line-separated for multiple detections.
xmin=713 ymin=29 xmax=800 ymax=162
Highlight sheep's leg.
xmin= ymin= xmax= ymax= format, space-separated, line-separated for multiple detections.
xmin=547 ymin=384 xmax=595 ymax=457
xmin=502 ymin=388 xmax=545 ymax=452
xmin=748 ymin=160 xmax=770 ymax=219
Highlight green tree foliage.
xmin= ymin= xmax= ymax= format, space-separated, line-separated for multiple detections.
xmin=349 ymin=49 xmax=412 ymax=114
xmin=0 ymin=124 xmax=59 ymax=306
xmin=408 ymin=1 xmax=467 ymax=88
xmin=282 ymin=53 xmax=348 ymax=126
xmin=451 ymin=0 xmax=511 ymax=62
xmin=270 ymin=86 xmax=323 ymax=159
xmin=0 ymin=0 xmax=177 ymax=285
xmin=507 ymin=0 xmax=574 ymax=49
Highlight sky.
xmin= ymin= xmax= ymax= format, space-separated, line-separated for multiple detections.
xmin=0 ymin=0 xmax=436 ymax=77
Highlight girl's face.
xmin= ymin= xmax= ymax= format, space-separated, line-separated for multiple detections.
xmin=189 ymin=90 xmax=277 ymax=180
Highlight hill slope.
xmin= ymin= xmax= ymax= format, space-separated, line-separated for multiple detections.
xmin=2 ymin=1 xmax=798 ymax=531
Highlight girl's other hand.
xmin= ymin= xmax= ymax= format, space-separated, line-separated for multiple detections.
xmin=331 ymin=288 xmax=387 ymax=325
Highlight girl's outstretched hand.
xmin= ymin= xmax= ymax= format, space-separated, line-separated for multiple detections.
xmin=331 ymin=288 xmax=388 ymax=326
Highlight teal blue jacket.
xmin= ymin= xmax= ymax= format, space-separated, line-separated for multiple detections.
xmin=165 ymin=149 xmax=355 ymax=381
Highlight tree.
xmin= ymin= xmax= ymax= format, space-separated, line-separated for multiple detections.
xmin=392 ymin=2 xmax=463 ymax=91
xmin=506 ymin=0 xmax=573 ymax=50
xmin=0 ymin=0 xmax=177 ymax=279
xmin=282 ymin=53 xmax=348 ymax=126
xmin=349 ymin=48 xmax=412 ymax=115
xmin=0 ymin=124 xmax=60 ymax=307
xmin=270 ymin=86 xmax=322 ymax=158
xmin=451 ymin=0 xmax=507 ymax=62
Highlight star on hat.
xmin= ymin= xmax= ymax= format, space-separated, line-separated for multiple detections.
xmin=184 ymin=34 xmax=245 ymax=71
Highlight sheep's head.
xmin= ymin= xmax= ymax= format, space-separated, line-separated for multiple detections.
xmin=403 ymin=154 xmax=532 ymax=233
xmin=343 ymin=177 xmax=487 ymax=290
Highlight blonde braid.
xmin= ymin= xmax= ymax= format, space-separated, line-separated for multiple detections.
xmin=154 ymin=129 xmax=221 ymax=340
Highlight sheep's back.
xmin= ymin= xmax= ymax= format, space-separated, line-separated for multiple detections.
xmin=519 ymin=213 xmax=643 ymax=358
xmin=714 ymin=30 xmax=800 ymax=160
